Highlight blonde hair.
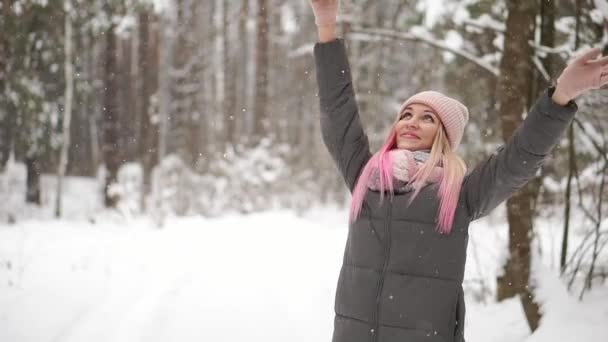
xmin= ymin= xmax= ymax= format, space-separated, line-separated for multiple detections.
xmin=349 ymin=120 xmax=467 ymax=234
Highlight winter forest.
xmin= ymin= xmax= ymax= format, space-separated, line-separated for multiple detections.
xmin=1 ymin=0 xmax=608 ymax=341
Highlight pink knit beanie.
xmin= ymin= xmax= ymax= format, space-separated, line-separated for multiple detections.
xmin=398 ymin=91 xmax=469 ymax=150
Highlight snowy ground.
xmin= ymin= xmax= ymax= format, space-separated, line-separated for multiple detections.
xmin=0 ymin=177 xmax=607 ymax=341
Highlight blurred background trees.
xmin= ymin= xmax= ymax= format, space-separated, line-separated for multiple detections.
xmin=1 ymin=0 xmax=607 ymax=330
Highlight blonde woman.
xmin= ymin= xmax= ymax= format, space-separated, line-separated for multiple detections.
xmin=308 ymin=1 xmax=608 ymax=341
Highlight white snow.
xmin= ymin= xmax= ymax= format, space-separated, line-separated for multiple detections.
xmin=0 ymin=176 xmax=607 ymax=342
xmin=443 ymin=30 xmax=464 ymax=63
xmin=0 ymin=212 xmax=343 ymax=342
xmin=594 ymin=0 xmax=608 ymax=19
xmin=419 ymin=0 xmax=445 ymax=28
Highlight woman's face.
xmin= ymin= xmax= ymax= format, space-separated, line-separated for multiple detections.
xmin=394 ymin=103 xmax=440 ymax=151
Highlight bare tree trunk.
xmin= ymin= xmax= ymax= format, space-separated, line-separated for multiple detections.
xmin=204 ymin=0 xmax=218 ymax=157
xmin=253 ymin=0 xmax=269 ymax=141
xmin=89 ymin=31 xmax=102 ymax=172
xmin=236 ymin=0 xmax=249 ymax=145
xmin=539 ymin=0 xmax=556 ymax=80
xmin=138 ymin=7 xmax=149 ymax=167
xmin=203 ymin=0 xmax=223 ymax=158
xmin=173 ymin=0 xmax=188 ymax=162
xmin=0 ymin=0 xmax=14 ymax=170
xmin=67 ymin=29 xmax=93 ymax=176
xmin=158 ymin=14 xmax=172 ymax=161
xmin=561 ymin=0 xmax=583 ymax=274
xmin=223 ymin=1 xmax=237 ymax=150
xmin=495 ymin=0 xmax=541 ymax=331
xmin=528 ymin=0 xmax=557 ymax=253
xmin=120 ymin=34 xmax=137 ymax=161
xmin=102 ymin=11 xmax=121 ymax=208
xmin=25 ymin=156 xmax=41 ymax=204
xmin=137 ymin=5 xmax=158 ymax=208
xmin=128 ymin=24 xmax=139 ymax=161
xmin=270 ymin=0 xmax=279 ymax=144
xmin=56 ymin=8 xmax=74 ymax=218
xmin=184 ymin=0 xmax=202 ymax=166
xmin=189 ymin=1 xmax=209 ymax=170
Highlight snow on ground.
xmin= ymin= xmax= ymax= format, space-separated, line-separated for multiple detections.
xmin=0 ymin=212 xmax=344 ymax=342
xmin=1 ymin=210 xmax=606 ymax=342
xmin=0 ymin=176 xmax=607 ymax=342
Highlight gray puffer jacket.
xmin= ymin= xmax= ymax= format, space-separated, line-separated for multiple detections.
xmin=313 ymin=39 xmax=577 ymax=342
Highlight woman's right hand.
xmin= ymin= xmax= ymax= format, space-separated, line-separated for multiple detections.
xmin=553 ymin=47 xmax=608 ymax=105
xmin=308 ymin=0 xmax=339 ymax=27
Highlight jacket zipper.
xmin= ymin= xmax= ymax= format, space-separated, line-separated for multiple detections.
xmin=372 ymin=202 xmax=392 ymax=342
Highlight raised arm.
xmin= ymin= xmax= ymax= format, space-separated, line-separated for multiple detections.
xmin=463 ymin=47 xmax=608 ymax=221
xmin=309 ymin=0 xmax=372 ymax=191
xmin=461 ymin=86 xmax=577 ymax=221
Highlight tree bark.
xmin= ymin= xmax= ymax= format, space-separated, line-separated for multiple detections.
xmin=102 ymin=11 xmax=121 ymax=208
xmin=0 ymin=0 xmax=14 ymax=170
xmin=561 ymin=0 xmax=584 ymax=275
xmin=137 ymin=5 xmax=158 ymax=207
xmin=25 ymin=156 xmax=41 ymax=204
xmin=56 ymin=8 xmax=74 ymax=218
xmin=171 ymin=0 xmax=190 ymax=163
xmin=253 ymin=0 xmax=269 ymax=141
xmin=495 ymin=0 xmax=541 ymax=332
xmin=223 ymin=1 xmax=237 ymax=150
xmin=67 ymin=29 xmax=94 ymax=177
xmin=236 ymin=0 xmax=249 ymax=145
xmin=202 ymin=0 xmax=218 ymax=159
xmin=120 ymin=32 xmax=137 ymax=161
xmin=185 ymin=0 xmax=202 ymax=166
xmin=539 ymin=0 xmax=556 ymax=81
xmin=157 ymin=12 xmax=172 ymax=162
xmin=526 ymin=0 xmax=557 ymax=218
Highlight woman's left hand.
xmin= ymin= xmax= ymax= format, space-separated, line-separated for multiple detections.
xmin=553 ymin=47 xmax=608 ymax=105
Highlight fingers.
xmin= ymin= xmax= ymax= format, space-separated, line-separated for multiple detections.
xmin=601 ymin=65 xmax=608 ymax=86
xmin=575 ymin=47 xmax=602 ymax=64
xmin=600 ymin=73 xmax=608 ymax=87
xmin=584 ymin=54 xmax=608 ymax=67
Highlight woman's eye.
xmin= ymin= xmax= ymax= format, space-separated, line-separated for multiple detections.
xmin=401 ymin=113 xmax=411 ymax=120
xmin=424 ymin=115 xmax=434 ymax=122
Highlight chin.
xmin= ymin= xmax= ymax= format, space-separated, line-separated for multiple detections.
xmin=397 ymin=142 xmax=418 ymax=150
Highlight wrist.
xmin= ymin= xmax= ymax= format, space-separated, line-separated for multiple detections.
xmin=318 ymin=24 xmax=337 ymax=43
xmin=551 ymin=86 xmax=571 ymax=106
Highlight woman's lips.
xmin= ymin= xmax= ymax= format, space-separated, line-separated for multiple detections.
xmin=400 ymin=133 xmax=420 ymax=139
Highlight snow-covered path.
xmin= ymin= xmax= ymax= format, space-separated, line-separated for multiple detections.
xmin=0 ymin=212 xmax=344 ymax=342
xmin=0 ymin=210 xmax=606 ymax=342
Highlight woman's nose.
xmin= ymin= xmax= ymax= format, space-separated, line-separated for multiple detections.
xmin=405 ymin=120 xmax=419 ymax=129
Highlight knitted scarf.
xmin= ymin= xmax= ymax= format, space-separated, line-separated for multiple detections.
xmin=368 ymin=149 xmax=443 ymax=193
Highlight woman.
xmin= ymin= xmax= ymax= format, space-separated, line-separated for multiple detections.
xmin=308 ymin=1 xmax=608 ymax=341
